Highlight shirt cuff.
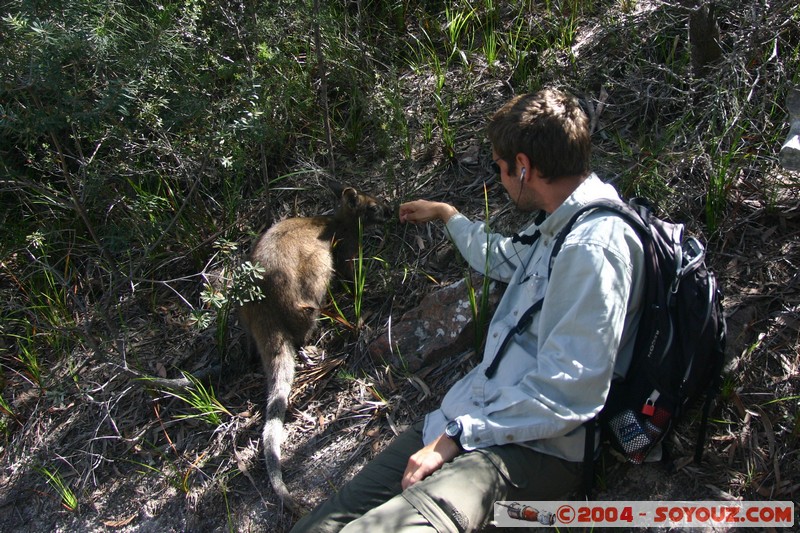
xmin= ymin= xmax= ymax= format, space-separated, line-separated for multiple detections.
xmin=444 ymin=213 xmax=471 ymax=237
xmin=456 ymin=414 xmax=491 ymax=450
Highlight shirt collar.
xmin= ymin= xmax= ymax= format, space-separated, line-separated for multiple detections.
xmin=537 ymin=173 xmax=621 ymax=237
xmin=511 ymin=210 xmax=547 ymax=245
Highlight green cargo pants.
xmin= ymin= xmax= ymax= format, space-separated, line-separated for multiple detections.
xmin=290 ymin=422 xmax=582 ymax=533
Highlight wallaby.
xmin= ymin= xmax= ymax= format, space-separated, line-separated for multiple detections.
xmin=239 ymin=183 xmax=390 ymax=514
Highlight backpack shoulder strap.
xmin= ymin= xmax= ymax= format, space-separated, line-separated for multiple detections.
xmin=484 ymin=298 xmax=543 ymax=378
xmin=549 ymin=199 xmax=650 ymax=275
xmin=483 ymin=199 xmax=649 ymax=380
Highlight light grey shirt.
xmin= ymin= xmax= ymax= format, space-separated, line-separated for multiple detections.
xmin=423 ymin=174 xmax=645 ymax=461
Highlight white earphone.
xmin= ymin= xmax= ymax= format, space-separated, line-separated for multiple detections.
xmin=519 ymin=167 xmax=526 ymax=182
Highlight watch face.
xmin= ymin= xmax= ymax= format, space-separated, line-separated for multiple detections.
xmin=446 ymin=420 xmax=459 ymax=437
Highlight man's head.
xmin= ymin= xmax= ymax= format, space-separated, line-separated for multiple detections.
xmin=487 ymin=88 xmax=590 ymax=181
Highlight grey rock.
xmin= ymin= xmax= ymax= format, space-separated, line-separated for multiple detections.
xmin=368 ymin=273 xmax=503 ymax=371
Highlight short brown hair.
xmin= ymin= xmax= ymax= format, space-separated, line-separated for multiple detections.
xmin=487 ymin=89 xmax=590 ymax=180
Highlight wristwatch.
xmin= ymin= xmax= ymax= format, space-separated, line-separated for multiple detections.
xmin=445 ymin=419 xmax=464 ymax=450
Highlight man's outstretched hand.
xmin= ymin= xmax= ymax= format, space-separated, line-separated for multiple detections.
xmin=399 ymin=200 xmax=458 ymax=224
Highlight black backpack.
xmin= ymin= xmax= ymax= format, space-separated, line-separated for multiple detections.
xmin=485 ymin=198 xmax=727 ymax=496
xmin=553 ymin=198 xmax=727 ymax=497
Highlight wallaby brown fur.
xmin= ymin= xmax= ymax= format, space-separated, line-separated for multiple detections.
xmin=238 ymin=184 xmax=390 ymax=514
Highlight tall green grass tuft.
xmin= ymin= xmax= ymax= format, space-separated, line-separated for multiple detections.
xmin=35 ymin=466 xmax=78 ymax=512
xmin=326 ymin=219 xmax=386 ymax=331
xmin=0 ymin=393 xmax=15 ymax=441
xmin=162 ymin=372 xmax=232 ymax=427
xmin=444 ymin=3 xmax=476 ymax=66
xmin=465 ymin=184 xmax=494 ymax=353
xmin=704 ymin=87 xmax=751 ymax=233
xmin=10 ymin=329 xmax=42 ymax=388
xmin=352 ymin=219 xmax=367 ymax=327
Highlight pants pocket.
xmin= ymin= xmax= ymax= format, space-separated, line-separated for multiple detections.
xmin=476 ymin=445 xmax=583 ymax=498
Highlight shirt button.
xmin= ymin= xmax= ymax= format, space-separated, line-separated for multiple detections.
xmin=493 ymin=332 xmax=498 ymax=338
xmin=506 ymin=435 xmax=514 ymax=442
xmin=473 ymin=401 xmax=480 ymax=407
xmin=474 ymin=437 xmax=481 ymax=443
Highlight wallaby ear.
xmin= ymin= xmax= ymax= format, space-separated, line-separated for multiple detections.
xmin=328 ymin=180 xmax=345 ymax=199
xmin=342 ymin=187 xmax=359 ymax=208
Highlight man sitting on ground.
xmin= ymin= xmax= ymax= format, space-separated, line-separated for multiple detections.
xmin=291 ymin=87 xmax=645 ymax=533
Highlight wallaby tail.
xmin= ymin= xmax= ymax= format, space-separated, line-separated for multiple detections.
xmin=262 ymin=335 xmax=306 ymax=515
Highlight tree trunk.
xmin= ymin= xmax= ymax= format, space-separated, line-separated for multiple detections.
xmin=689 ymin=2 xmax=722 ymax=77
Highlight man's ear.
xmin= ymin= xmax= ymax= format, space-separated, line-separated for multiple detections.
xmin=515 ymin=153 xmax=533 ymax=182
